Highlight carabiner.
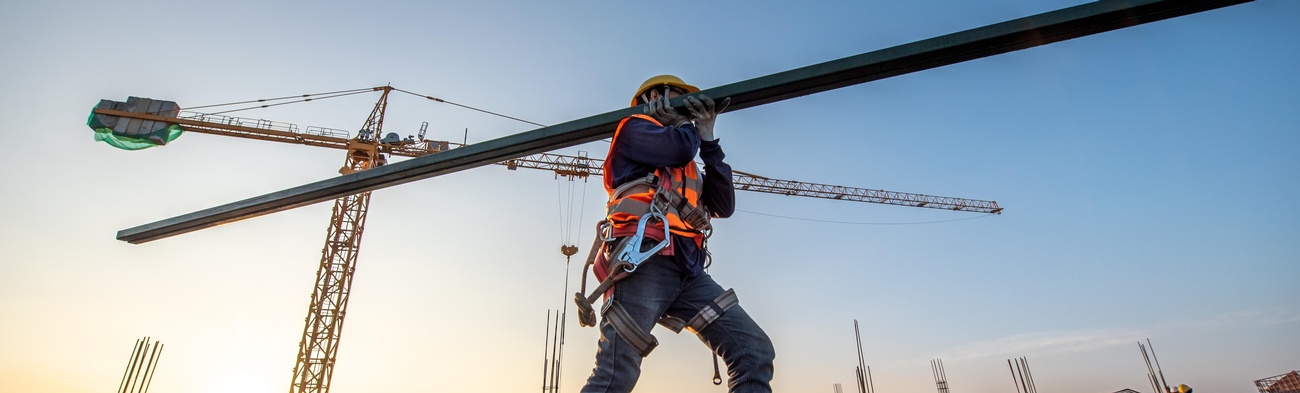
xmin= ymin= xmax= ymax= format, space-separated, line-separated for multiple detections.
xmin=613 ymin=208 xmax=670 ymax=273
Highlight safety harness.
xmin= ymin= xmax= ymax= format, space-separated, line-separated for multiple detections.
xmin=573 ymin=114 xmax=740 ymax=384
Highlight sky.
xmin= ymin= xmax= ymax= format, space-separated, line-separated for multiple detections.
xmin=0 ymin=1 xmax=1296 ymax=393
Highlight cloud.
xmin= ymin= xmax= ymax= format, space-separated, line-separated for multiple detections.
xmin=922 ymin=328 xmax=1148 ymax=363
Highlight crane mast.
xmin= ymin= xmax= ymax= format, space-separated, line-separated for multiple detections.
xmin=89 ymin=89 xmax=1000 ymax=393
xmin=289 ymin=87 xmax=391 ymax=393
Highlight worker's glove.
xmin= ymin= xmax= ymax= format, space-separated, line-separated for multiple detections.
xmin=645 ymin=95 xmax=689 ymax=128
xmin=685 ymin=95 xmax=729 ymax=141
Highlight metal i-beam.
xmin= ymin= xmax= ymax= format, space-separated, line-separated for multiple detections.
xmin=116 ymin=0 xmax=1250 ymax=244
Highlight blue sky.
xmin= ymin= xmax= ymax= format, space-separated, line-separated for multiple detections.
xmin=0 ymin=1 xmax=1296 ymax=393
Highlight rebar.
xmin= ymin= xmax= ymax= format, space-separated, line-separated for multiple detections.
xmin=117 ymin=337 xmax=164 ymax=393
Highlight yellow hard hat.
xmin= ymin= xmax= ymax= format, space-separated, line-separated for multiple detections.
xmin=1178 ymin=384 xmax=1192 ymax=393
xmin=631 ymin=75 xmax=699 ymax=106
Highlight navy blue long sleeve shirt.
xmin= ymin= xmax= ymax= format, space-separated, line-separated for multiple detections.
xmin=606 ymin=116 xmax=734 ymax=276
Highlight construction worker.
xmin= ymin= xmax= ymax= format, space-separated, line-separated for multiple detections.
xmin=577 ymin=75 xmax=775 ymax=392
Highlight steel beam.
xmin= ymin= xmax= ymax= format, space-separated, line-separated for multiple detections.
xmin=117 ymin=0 xmax=1250 ymax=244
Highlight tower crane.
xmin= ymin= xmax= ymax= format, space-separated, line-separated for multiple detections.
xmin=88 ymin=86 xmax=1001 ymax=393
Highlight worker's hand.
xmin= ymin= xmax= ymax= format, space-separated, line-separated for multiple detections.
xmin=685 ymin=95 xmax=728 ymax=141
xmin=645 ymin=95 xmax=689 ymax=127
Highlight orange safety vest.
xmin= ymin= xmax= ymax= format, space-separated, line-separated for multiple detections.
xmin=595 ymin=114 xmax=712 ymax=281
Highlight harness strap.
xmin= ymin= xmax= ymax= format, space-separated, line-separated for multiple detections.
xmin=657 ymin=315 xmax=688 ymax=333
xmin=686 ymin=289 xmax=738 ymax=334
xmin=603 ymin=300 xmax=659 ymax=357
xmin=653 ymin=289 xmax=738 ymax=334
xmin=611 ymin=173 xmax=656 ymax=199
xmin=575 ymin=234 xmax=651 ymax=327
xmin=605 ymin=173 xmax=658 ymax=224
xmin=575 ymin=232 xmax=610 ymax=327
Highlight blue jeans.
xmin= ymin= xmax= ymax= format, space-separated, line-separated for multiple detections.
xmin=581 ymin=255 xmax=775 ymax=393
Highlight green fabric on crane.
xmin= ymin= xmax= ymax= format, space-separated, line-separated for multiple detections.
xmin=86 ymin=110 xmax=184 ymax=150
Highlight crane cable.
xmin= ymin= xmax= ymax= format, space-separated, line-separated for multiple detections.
xmin=173 ymin=86 xmax=550 ymax=128
xmin=392 ymin=87 xmax=547 ymax=127
xmin=200 ymin=90 xmax=378 ymax=116
xmin=180 ymin=87 xmax=378 ymax=113
xmin=177 ymin=85 xmax=611 ymax=144
xmin=549 ymin=171 xmax=589 ymax=392
xmin=557 ymin=166 xmax=590 ymax=258
xmin=390 ymin=87 xmax=622 ymax=145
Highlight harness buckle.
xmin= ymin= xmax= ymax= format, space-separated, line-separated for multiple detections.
xmin=597 ymin=220 xmax=615 ymax=242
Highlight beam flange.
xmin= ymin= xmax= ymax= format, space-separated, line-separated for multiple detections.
xmin=116 ymin=0 xmax=1250 ymax=244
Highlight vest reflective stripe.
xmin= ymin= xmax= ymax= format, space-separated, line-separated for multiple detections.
xmin=603 ymin=115 xmax=710 ymax=243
